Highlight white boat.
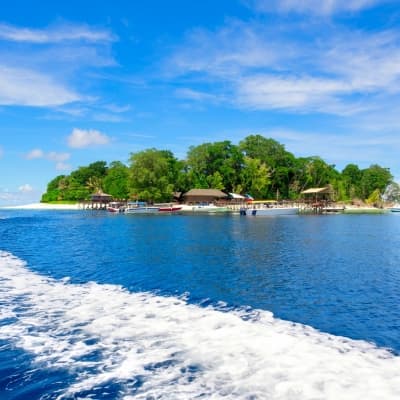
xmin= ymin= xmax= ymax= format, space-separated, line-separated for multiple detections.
xmin=124 ymin=201 xmax=159 ymax=214
xmin=179 ymin=203 xmax=230 ymax=213
xmin=107 ymin=202 xmax=124 ymax=213
xmin=240 ymin=201 xmax=299 ymax=216
xmin=390 ymin=205 xmax=400 ymax=212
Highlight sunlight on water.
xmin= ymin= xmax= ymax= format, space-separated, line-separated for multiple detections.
xmin=1 ymin=251 xmax=399 ymax=399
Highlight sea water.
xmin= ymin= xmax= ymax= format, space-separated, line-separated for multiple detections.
xmin=0 ymin=210 xmax=399 ymax=399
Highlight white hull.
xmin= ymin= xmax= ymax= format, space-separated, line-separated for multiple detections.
xmin=180 ymin=204 xmax=230 ymax=213
xmin=124 ymin=206 xmax=159 ymax=214
xmin=241 ymin=207 xmax=299 ymax=216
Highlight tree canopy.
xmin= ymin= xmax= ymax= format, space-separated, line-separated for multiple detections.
xmin=41 ymin=135 xmax=394 ymax=203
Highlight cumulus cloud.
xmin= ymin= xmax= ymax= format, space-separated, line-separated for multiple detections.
xmin=18 ymin=183 xmax=33 ymax=192
xmin=0 ymin=65 xmax=80 ymax=106
xmin=67 ymin=128 xmax=110 ymax=148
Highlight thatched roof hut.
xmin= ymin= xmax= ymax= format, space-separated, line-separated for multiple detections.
xmin=183 ymin=189 xmax=228 ymax=203
xmin=90 ymin=191 xmax=113 ymax=203
xmin=301 ymin=187 xmax=333 ymax=203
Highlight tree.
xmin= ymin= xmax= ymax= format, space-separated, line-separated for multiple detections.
xmin=360 ymin=165 xmax=393 ymax=200
xmin=129 ymin=149 xmax=179 ymax=202
xmin=240 ymin=157 xmax=270 ymax=199
xmin=41 ymin=175 xmax=66 ymax=202
xmin=342 ymin=164 xmax=362 ymax=199
xmin=239 ymin=135 xmax=296 ymax=198
xmin=103 ymin=161 xmax=130 ymax=199
xmin=186 ymin=141 xmax=243 ymax=192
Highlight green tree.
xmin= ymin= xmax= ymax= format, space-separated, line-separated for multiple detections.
xmin=360 ymin=165 xmax=392 ymax=200
xmin=41 ymin=175 xmax=66 ymax=202
xmin=129 ymin=149 xmax=179 ymax=202
xmin=239 ymin=135 xmax=296 ymax=198
xmin=186 ymin=141 xmax=243 ymax=192
xmin=240 ymin=157 xmax=270 ymax=199
xmin=103 ymin=161 xmax=130 ymax=199
xmin=342 ymin=164 xmax=362 ymax=199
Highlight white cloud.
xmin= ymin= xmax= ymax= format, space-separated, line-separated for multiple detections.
xmin=26 ymin=148 xmax=44 ymax=159
xmin=0 ymin=22 xmax=114 ymax=43
xmin=55 ymin=162 xmax=72 ymax=171
xmin=25 ymin=149 xmax=71 ymax=162
xmin=251 ymin=0 xmax=384 ymax=15
xmin=67 ymin=128 xmax=110 ymax=148
xmin=175 ymin=88 xmax=219 ymax=102
xmin=236 ymin=75 xmax=349 ymax=111
xmin=0 ymin=65 xmax=80 ymax=106
xmin=18 ymin=183 xmax=33 ymax=192
xmin=167 ymin=20 xmax=400 ymax=115
xmin=46 ymin=151 xmax=70 ymax=162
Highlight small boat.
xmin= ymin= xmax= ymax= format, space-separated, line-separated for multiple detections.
xmin=179 ymin=203 xmax=230 ymax=213
xmin=107 ymin=202 xmax=123 ymax=213
xmin=124 ymin=201 xmax=159 ymax=214
xmin=390 ymin=206 xmax=400 ymax=212
xmin=240 ymin=200 xmax=299 ymax=216
xmin=158 ymin=205 xmax=182 ymax=213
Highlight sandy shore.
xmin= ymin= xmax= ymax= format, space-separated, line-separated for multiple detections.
xmin=1 ymin=203 xmax=81 ymax=210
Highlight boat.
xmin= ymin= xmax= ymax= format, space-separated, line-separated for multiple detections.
xmin=158 ymin=205 xmax=182 ymax=213
xmin=179 ymin=203 xmax=230 ymax=213
xmin=389 ymin=205 xmax=400 ymax=212
xmin=240 ymin=201 xmax=299 ymax=216
xmin=107 ymin=202 xmax=124 ymax=213
xmin=124 ymin=201 xmax=159 ymax=214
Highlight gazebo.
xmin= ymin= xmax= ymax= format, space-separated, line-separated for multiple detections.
xmin=301 ymin=187 xmax=334 ymax=210
xmin=90 ymin=191 xmax=113 ymax=208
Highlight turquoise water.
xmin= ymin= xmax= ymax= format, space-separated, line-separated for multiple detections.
xmin=1 ymin=210 xmax=400 ymax=399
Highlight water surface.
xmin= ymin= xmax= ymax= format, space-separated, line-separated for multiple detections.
xmin=0 ymin=210 xmax=399 ymax=399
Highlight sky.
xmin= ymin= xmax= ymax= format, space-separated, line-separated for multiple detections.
xmin=1 ymin=0 xmax=400 ymax=205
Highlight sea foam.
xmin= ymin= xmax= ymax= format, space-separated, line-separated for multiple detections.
xmin=0 ymin=251 xmax=399 ymax=399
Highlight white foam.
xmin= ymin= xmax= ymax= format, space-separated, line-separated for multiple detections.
xmin=1 ymin=251 xmax=399 ymax=399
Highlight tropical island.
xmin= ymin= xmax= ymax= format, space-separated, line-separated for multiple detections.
xmin=41 ymin=134 xmax=399 ymax=206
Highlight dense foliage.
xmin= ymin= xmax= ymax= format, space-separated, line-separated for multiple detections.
xmin=41 ymin=134 xmax=394 ymax=203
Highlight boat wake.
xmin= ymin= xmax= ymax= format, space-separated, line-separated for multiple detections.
xmin=0 ymin=251 xmax=399 ymax=399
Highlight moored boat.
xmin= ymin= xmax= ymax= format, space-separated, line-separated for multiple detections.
xmin=179 ymin=203 xmax=230 ymax=213
xmin=107 ymin=202 xmax=124 ymax=213
xmin=124 ymin=201 xmax=159 ymax=214
xmin=158 ymin=205 xmax=182 ymax=213
xmin=240 ymin=201 xmax=299 ymax=216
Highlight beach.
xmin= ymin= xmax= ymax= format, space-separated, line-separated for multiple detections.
xmin=1 ymin=202 xmax=81 ymax=210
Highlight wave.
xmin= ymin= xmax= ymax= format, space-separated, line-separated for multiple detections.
xmin=0 ymin=251 xmax=399 ymax=399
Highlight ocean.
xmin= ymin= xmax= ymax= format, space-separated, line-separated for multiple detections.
xmin=0 ymin=210 xmax=399 ymax=399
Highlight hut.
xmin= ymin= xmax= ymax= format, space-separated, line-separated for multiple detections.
xmin=89 ymin=191 xmax=113 ymax=209
xmin=182 ymin=189 xmax=228 ymax=204
xmin=301 ymin=187 xmax=334 ymax=212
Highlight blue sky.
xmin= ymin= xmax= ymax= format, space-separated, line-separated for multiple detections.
xmin=1 ymin=0 xmax=400 ymax=205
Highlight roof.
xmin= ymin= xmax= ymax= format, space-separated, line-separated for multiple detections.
xmin=301 ymin=187 xmax=331 ymax=194
xmin=183 ymin=189 xmax=228 ymax=198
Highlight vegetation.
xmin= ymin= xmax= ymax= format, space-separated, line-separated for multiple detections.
xmin=41 ymin=134 xmax=394 ymax=203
